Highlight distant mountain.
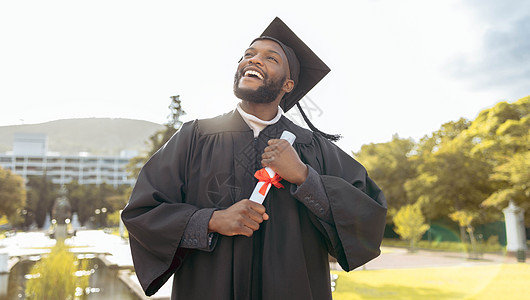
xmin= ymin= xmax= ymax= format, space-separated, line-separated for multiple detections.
xmin=0 ymin=118 xmax=165 ymax=155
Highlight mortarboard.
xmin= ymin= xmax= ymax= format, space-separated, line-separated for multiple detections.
xmin=253 ymin=17 xmax=331 ymax=113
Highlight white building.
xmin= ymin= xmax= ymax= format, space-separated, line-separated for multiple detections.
xmin=0 ymin=133 xmax=136 ymax=187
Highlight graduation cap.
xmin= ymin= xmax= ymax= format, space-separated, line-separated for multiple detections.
xmin=253 ymin=17 xmax=341 ymax=141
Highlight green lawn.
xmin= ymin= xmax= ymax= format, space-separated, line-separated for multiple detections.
xmin=332 ymin=263 xmax=529 ymax=300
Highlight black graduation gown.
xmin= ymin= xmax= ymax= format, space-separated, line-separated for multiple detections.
xmin=121 ymin=110 xmax=387 ymax=300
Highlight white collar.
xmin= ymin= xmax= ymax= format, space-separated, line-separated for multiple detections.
xmin=236 ymin=103 xmax=284 ymax=137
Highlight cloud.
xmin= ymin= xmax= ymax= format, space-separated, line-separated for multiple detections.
xmin=445 ymin=0 xmax=530 ymax=98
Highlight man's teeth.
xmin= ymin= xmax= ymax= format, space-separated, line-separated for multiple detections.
xmin=244 ymin=70 xmax=264 ymax=80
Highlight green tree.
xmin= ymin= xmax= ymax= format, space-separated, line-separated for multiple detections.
xmin=67 ymin=181 xmax=130 ymax=227
xmin=26 ymin=175 xmax=56 ymax=228
xmin=465 ymin=96 xmax=530 ymax=224
xmin=482 ymin=151 xmax=530 ymax=225
xmin=105 ymin=186 xmax=131 ymax=213
xmin=354 ymin=135 xmax=416 ymax=222
xmin=404 ymin=119 xmax=496 ymax=246
xmin=67 ymin=180 xmax=92 ymax=225
xmin=128 ymin=95 xmax=186 ymax=178
xmin=393 ymin=204 xmax=430 ymax=252
xmin=406 ymin=119 xmax=471 ymax=218
xmin=465 ymin=96 xmax=529 ymax=162
xmin=0 ymin=167 xmax=26 ymax=225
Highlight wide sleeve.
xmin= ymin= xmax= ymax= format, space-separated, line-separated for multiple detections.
xmin=121 ymin=121 xmax=198 ymax=296
xmin=302 ymin=134 xmax=387 ymax=271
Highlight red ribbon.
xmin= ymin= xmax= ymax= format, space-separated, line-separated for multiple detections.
xmin=254 ymin=168 xmax=284 ymax=196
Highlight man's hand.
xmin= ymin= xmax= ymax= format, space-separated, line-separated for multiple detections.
xmin=208 ymin=199 xmax=269 ymax=237
xmin=261 ymin=139 xmax=308 ymax=186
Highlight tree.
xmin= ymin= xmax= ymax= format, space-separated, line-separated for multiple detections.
xmin=404 ymin=119 xmax=497 ymax=248
xmin=465 ymin=97 xmax=529 ymax=162
xmin=26 ymin=175 xmax=56 ymax=228
xmin=0 ymin=167 xmax=26 ymax=225
xmin=66 ymin=180 xmax=91 ymax=225
xmin=354 ymin=135 xmax=416 ymax=222
xmin=105 ymin=186 xmax=131 ymax=213
xmin=465 ymin=96 xmax=530 ymax=223
xmin=67 ymin=181 xmax=129 ymax=227
xmin=482 ymin=151 xmax=530 ymax=225
xmin=128 ymin=95 xmax=186 ymax=178
xmin=406 ymin=119 xmax=475 ymax=218
xmin=449 ymin=210 xmax=480 ymax=258
xmin=393 ymin=204 xmax=430 ymax=252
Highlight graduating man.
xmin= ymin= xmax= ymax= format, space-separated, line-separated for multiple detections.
xmin=121 ymin=17 xmax=387 ymax=300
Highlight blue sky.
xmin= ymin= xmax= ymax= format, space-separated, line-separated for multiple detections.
xmin=1 ymin=0 xmax=528 ymax=152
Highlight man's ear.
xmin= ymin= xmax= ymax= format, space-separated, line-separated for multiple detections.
xmin=283 ymin=79 xmax=294 ymax=93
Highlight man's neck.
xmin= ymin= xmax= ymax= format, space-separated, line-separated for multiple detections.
xmin=239 ymin=101 xmax=280 ymax=121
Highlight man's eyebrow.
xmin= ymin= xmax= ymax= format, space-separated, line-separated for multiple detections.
xmin=266 ymin=49 xmax=282 ymax=57
xmin=245 ymin=47 xmax=282 ymax=58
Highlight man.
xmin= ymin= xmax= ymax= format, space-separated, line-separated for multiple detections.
xmin=122 ymin=17 xmax=387 ymax=300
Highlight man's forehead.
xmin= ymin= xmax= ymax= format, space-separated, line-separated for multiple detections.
xmin=247 ymin=39 xmax=287 ymax=57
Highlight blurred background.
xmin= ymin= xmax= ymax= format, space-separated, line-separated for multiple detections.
xmin=0 ymin=0 xmax=528 ymax=299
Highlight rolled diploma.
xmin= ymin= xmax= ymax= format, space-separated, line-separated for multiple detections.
xmin=249 ymin=131 xmax=296 ymax=204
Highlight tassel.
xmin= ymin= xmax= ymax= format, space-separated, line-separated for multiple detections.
xmin=296 ymin=102 xmax=341 ymax=142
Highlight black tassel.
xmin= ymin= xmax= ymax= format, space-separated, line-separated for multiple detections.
xmin=296 ymin=102 xmax=342 ymax=142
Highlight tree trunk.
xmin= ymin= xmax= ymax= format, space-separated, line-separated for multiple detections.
xmin=459 ymin=225 xmax=468 ymax=253
xmin=467 ymin=225 xmax=479 ymax=259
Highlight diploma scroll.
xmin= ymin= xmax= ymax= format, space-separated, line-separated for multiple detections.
xmin=249 ymin=131 xmax=296 ymax=204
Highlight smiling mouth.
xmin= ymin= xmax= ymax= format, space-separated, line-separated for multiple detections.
xmin=244 ymin=70 xmax=264 ymax=80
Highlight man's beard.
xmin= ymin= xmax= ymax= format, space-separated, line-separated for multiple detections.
xmin=233 ymin=71 xmax=286 ymax=104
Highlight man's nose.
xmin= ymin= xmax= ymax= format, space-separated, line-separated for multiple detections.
xmin=249 ymin=55 xmax=264 ymax=66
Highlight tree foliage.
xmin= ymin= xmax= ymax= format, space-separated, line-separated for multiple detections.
xmin=354 ymin=135 xmax=416 ymax=222
xmin=466 ymin=96 xmax=530 ymax=224
xmin=393 ymin=204 xmax=430 ymax=252
xmin=0 ymin=166 xmax=26 ymax=224
xmin=25 ymin=175 xmax=56 ymax=228
xmin=404 ymin=135 xmax=495 ymax=222
xmin=483 ymin=151 xmax=530 ymax=215
xmin=357 ymin=95 xmax=529 ymax=241
xmin=128 ymin=95 xmax=186 ymax=178
xmin=67 ymin=181 xmax=128 ymax=227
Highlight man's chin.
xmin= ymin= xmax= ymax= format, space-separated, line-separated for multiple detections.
xmin=233 ymin=76 xmax=283 ymax=104
xmin=236 ymin=79 xmax=262 ymax=92
xmin=234 ymin=89 xmax=273 ymax=104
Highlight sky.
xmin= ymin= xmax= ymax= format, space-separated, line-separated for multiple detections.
xmin=1 ymin=0 xmax=529 ymax=153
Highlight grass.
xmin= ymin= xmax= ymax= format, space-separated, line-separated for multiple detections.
xmin=331 ymin=263 xmax=529 ymax=300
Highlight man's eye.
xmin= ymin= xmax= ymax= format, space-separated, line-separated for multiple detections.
xmin=268 ymin=56 xmax=278 ymax=62
xmin=244 ymin=53 xmax=253 ymax=57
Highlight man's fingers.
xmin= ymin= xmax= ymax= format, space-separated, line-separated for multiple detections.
xmin=244 ymin=218 xmax=260 ymax=231
xmin=267 ymin=139 xmax=280 ymax=146
xmin=209 ymin=199 xmax=269 ymax=237
xmin=247 ymin=209 xmax=264 ymax=223
xmin=245 ymin=199 xmax=267 ymax=215
xmin=240 ymin=225 xmax=254 ymax=237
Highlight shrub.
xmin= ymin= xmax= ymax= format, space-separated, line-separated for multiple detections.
xmin=25 ymin=243 xmax=91 ymax=299
xmin=382 ymin=238 xmax=505 ymax=253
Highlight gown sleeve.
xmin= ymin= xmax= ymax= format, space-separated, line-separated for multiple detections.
xmin=121 ymin=121 xmax=198 ymax=296
xmin=304 ymin=134 xmax=387 ymax=271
